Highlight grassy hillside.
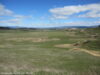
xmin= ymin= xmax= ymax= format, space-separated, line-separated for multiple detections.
xmin=0 ymin=28 xmax=100 ymax=75
xmin=79 ymin=27 xmax=100 ymax=50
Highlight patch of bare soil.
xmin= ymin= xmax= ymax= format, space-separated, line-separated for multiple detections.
xmin=73 ymin=48 xmax=100 ymax=57
xmin=55 ymin=44 xmax=100 ymax=57
xmin=7 ymin=38 xmax=60 ymax=42
xmin=55 ymin=44 xmax=73 ymax=48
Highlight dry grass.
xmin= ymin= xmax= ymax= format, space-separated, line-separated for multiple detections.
xmin=0 ymin=29 xmax=100 ymax=75
xmin=6 ymin=37 xmax=60 ymax=42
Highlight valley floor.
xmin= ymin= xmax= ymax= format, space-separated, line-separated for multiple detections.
xmin=0 ymin=28 xmax=100 ymax=75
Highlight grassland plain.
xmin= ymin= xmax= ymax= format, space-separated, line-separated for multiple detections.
xmin=0 ymin=28 xmax=100 ymax=75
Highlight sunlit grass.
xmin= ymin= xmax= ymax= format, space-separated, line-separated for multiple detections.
xmin=0 ymin=28 xmax=100 ymax=75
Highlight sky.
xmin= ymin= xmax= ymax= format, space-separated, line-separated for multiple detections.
xmin=0 ymin=0 xmax=100 ymax=28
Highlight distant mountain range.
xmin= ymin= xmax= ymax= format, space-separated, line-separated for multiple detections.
xmin=44 ymin=26 xmax=98 ymax=29
xmin=0 ymin=25 xmax=99 ymax=30
xmin=38 ymin=25 xmax=99 ymax=29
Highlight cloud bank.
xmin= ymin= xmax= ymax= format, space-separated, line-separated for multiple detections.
xmin=0 ymin=3 xmax=100 ymax=27
xmin=0 ymin=4 xmax=32 ymax=26
xmin=0 ymin=4 xmax=13 ymax=16
xmin=49 ymin=3 xmax=100 ymax=19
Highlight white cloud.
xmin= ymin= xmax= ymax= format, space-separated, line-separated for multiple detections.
xmin=0 ymin=4 xmax=13 ymax=16
xmin=51 ymin=15 xmax=68 ymax=19
xmin=49 ymin=3 xmax=100 ymax=19
xmin=0 ymin=4 xmax=33 ymax=26
xmin=0 ymin=4 xmax=32 ymax=19
xmin=79 ymin=10 xmax=100 ymax=18
xmin=13 ymin=15 xmax=32 ymax=19
xmin=0 ymin=18 xmax=21 ymax=25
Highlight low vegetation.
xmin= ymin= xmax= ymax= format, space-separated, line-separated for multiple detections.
xmin=0 ymin=27 xmax=100 ymax=75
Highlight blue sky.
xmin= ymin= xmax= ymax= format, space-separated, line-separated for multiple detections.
xmin=0 ymin=0 xmax=100 ymax=28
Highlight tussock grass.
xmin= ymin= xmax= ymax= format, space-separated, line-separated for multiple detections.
xmin=0 ymin=28 xmax=100 ymax=75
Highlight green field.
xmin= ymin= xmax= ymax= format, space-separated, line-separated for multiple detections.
xmin=0 ymin=28 xmax=100 ymax=75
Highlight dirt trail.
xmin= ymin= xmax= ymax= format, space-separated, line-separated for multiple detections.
xmin=55 ymin=44 xmax=100 ymax=57
xmin=73 ymin=48 xmax=100 ymax=57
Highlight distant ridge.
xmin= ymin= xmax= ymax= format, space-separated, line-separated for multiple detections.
xmin=40 ymin=25 xmax=98 ymax=29
xmin=0 ymin=25 xmax=99 ymax=30
xmin=0 ymin=26 xmax=11 ymax=30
